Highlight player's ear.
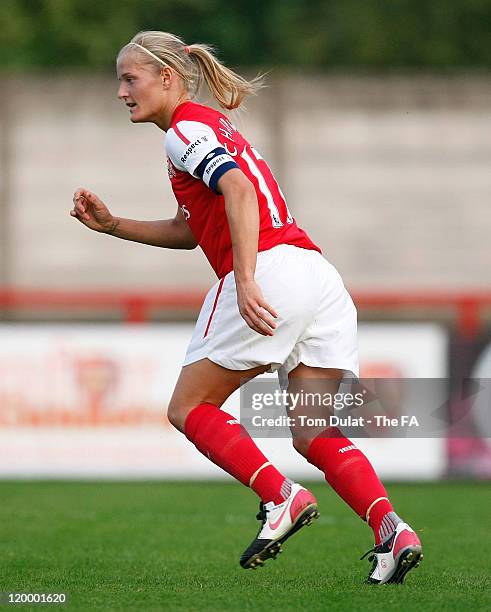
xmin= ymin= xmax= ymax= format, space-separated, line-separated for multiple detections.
xmin=160 ymin=66 xmax=173 ymax=90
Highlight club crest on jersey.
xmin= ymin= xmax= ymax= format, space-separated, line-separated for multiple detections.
xmin=167 ymin=157 xmax=177 ymax=179
xmin=180 ymin=204 xmax=191 ymax=220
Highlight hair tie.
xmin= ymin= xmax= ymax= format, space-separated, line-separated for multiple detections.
xmin=184 ymin=46 xmax=191 ymax=55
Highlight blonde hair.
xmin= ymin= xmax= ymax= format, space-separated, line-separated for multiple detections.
xmin=118 ymin=31 xmax=263 ymax=110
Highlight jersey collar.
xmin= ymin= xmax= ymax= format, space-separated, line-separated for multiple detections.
xmin=169 ymin=100 xmax=193 ymax=127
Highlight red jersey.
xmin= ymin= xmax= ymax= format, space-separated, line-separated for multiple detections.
xmin=165 ymin=101 xmax=321 ymax=278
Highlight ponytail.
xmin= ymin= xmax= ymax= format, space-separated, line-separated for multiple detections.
xmin=118 ymin=31 xmax=264 ymax=110
xmin=186 ymin=44 xmax=263 ymax=110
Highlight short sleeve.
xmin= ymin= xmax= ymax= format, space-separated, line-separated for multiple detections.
xmin=165 ymin=120 xmax=239 ymax=193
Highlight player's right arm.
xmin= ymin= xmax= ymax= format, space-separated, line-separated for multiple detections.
xmin=71 ymin=188 xmax=198 ymax=250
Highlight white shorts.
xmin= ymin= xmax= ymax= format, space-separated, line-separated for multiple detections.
xmin=183 ymin=244 xmax=359 ymax=389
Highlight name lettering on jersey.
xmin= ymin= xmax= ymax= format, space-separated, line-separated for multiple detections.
xmin=218 ymin=117 xmax=237 ymax=143
xmin=220 ymin=117 xmax=236 ymax=132
xmin=180 ymin=139 xmax=202 ymax=164
xmin=219 ymin=127 xmax=234 ymax=142
xmin=219 ymin=117 xmax=236 ymax=134
xmin=224 ymin=142 xmax=238 ymax=157
xmin=180 ymin=204 xmax=191 ymax=220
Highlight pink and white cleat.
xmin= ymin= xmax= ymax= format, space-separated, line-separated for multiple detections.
xmin=361 ymin=522 xmax=423 ymax=584
xmin=240 ymin=483 xmax=319 ymax=569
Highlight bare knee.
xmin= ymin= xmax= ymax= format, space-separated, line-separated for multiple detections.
xmin=166 ymin=399 xmax=194 ymax=433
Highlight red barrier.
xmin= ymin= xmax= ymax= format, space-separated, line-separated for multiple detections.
xmin=1 ymin=287 xmax=491 ymax=338
xmin=353 ymin=291 xmax=491 ymax=339
xmin=0 ymin=288 xmax=206 ymax=324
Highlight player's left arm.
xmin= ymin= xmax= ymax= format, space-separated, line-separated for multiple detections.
xmin=218 ymin=169 xmax=278 ymax=337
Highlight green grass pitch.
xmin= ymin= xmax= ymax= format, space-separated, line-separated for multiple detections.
xmin=1 ymin=481 xmax=490 ymax=611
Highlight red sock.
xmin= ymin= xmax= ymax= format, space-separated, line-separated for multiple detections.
xmin=306 ymin=427 xmax=394 ymax=544
xmin=184 ymin=402 xmax=289 ymax=505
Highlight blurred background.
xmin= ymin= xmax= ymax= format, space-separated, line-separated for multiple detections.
xmin=1 ymin=0 xmax=490 ymax=481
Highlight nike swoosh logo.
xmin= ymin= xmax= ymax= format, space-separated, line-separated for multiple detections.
xmin=268 ymin=502 xmax=290 ymax=530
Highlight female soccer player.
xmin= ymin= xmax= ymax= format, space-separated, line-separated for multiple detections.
xmin=71 ymin=31 xmax=422 ymax=584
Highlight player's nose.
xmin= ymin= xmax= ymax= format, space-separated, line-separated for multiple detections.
xmin=117 ymin=82 xmax=128 ymax=100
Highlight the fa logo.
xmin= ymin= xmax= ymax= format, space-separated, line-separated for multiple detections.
xmin=180 ymin=204 xmax=190 ymax=220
